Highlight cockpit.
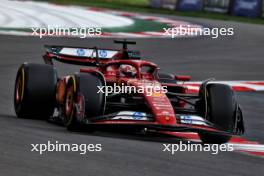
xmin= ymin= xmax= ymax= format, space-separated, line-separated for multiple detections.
xmin=102 ymin=61 xmax=157 ymax=80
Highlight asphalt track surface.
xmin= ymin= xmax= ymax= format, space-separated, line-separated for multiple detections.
xmin=0 ymin=15 xmax=264 ymax=176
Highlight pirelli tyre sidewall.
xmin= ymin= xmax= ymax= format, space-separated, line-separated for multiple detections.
xmin=64 ymin=72 xmax=105 ymax=131
xmin=198 ymin=83 xmax=237 ymax=144
xmin=14 ymin=63 xmax=57 ymax=119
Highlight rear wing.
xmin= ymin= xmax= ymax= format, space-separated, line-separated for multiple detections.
xmin=43 ymin=45 xmax=141 ymax=66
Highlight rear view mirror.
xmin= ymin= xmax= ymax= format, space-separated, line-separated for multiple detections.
xmin=175 ymin=75 xmax=191 ymax=81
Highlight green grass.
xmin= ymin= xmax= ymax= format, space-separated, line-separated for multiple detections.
xmin=37 ymin=0 xmax=264 ymax=25
xmin=103 ymin=19 xmax=168 ymax=32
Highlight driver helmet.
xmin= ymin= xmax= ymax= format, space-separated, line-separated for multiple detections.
xmin=119 ymin=64 xmax=137 ymax=77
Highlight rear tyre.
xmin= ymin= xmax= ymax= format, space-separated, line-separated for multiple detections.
xmin=14 ymin=63 xmax=57 ymax=119
xmin=64 ymin=73 xmax=105 ymax=131
xmin=198 ymin=84 xmax=237 ymax=144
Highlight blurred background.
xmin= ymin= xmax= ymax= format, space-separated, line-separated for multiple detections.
xmin=37 ymin=0 xmax=264 ymax=23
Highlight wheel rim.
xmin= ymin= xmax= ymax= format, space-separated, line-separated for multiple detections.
xmin=65 ymin=85 xmax=74 ymax=122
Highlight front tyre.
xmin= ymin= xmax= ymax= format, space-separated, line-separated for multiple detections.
xmin=198 ymin=84 xmax=237 ymax=144
xmin=64 ymin=73 xmax=105 ymax=131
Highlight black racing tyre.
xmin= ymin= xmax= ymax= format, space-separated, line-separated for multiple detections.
xmin=64 ymin=72 xmax=105 ymax=131
xmin=14 ymin=63 xmax=57 ymax=119
xmin=198 ymin=84 xmax=237 ymax=144
xmin=158 ymin=72 xmax=177 ymax=84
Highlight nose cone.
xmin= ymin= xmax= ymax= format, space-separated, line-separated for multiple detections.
xmin=144 ymin=93 xmax=176 ymax=125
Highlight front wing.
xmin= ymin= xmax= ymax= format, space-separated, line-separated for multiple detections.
xmin=80 ymin=112 xmax=234 ymax=136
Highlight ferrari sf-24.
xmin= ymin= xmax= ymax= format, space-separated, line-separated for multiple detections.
xmin=14 ymin=40 xmax=244 ymax=144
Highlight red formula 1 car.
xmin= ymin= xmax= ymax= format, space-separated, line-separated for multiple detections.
xmin=14 ymin=40 xmax=244 ymax=144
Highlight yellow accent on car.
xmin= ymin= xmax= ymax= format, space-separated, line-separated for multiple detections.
xmin=71 ymin=75 xmax=76 ymax=93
